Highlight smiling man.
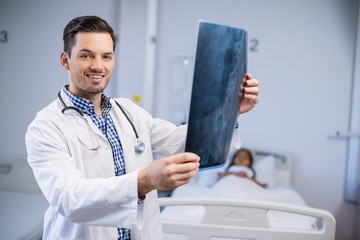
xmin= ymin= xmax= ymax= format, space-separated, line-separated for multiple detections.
xmin=25 ymin=15 xmax=259 ymax=240
xmin=61 ymin=31 xmax=115 ymax=110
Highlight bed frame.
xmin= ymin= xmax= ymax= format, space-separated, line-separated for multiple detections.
xmin=159 ymin=147 xmax=336 ymax=240
xmin=159 ymin=197 xmax=336 ymax=240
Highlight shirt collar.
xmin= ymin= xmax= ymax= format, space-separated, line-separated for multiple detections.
xmin=62 ymin=85 xmax=112 ymax=116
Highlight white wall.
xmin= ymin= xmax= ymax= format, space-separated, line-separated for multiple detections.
xmin=119 ymin=0 xmax=359 ymax=239
xmin=0 ymin=0 xmax=358 ymax=239
xmin=115 ymin=0 xmax=148 ymax=102
xmin=0 ymin=0 xmax=120 ymax=161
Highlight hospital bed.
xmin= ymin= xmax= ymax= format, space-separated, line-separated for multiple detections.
xmin=0 ymin=160 xmax=48 ymax=240
xmin=159 ymin=147 xmax=336 ymax=240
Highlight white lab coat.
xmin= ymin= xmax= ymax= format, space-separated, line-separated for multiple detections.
xmin=25 ymin=91 xmax=241 ymax=240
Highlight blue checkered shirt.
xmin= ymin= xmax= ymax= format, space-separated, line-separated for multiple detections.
xmin=63 ymin=87 xmax=131 ymax=240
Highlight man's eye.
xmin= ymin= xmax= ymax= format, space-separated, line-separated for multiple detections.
xmin=104 ymin=55 xmax=113 ymax=61
xmin=81 ymin=54 xmax=92 ymax=59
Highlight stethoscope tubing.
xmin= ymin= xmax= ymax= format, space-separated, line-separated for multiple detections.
xmin=58 ymin=91 xmax=84 ymax=116
xmin=113 ymin=100 xmax=139 ymax=139
xmin=57 ymin=91 xmax=145 ymax=153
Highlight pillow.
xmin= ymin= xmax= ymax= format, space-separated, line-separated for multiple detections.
xmin=253 ymin=155 xmax=277 ymax=188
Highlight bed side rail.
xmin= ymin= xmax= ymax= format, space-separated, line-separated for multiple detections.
xmin=159 ymin=197 xmax=336 ymax=240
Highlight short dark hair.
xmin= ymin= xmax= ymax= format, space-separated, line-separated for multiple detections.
xmin=63 ymin=15 xmax=116 ymax=56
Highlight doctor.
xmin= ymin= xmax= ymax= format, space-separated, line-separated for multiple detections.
xmin=25 ymin=15 xmax=259 ymax=240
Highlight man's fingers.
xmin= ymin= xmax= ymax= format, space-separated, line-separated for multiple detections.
xmin=175 ymin=161 xmax=200 ymax=174
xmin=170 ymin=152 xmax=200 ymax=164
xmin=170 ymin=168 xmax=198 ymax=186
xmin=243 ymin=86 xmax=258 ymax=94
xmin=244 ymin=73 xmax=253 ymax=80
xmin=243 ymin=78 xmax=259 ymax=87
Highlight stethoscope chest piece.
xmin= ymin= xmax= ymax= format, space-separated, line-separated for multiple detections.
xmin=134 ymin=139 xmax=145 ymax=153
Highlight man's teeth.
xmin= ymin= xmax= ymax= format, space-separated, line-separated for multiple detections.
xmin=88 ymin=75 xmax=103 ymax=79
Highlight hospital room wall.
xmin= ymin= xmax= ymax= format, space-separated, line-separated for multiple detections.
xmin=0 ymin=0 xmax=358 ymax=239
xmin=0 ymin=0 xmax=121 ymax=161
xmin=117 ymin=1 xmax=359 ymax=239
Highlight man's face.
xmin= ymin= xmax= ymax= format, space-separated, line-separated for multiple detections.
xmin=63 ymin=32 xmax=115 ymax=99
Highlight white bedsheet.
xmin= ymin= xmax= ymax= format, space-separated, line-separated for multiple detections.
xmin=161 ymin=175 xmax=317 ymax=230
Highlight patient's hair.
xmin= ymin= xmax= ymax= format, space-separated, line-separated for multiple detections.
xmin=227 ymin=148 xmax=256 ymax=179
xmin=63 ymin=15 xmax=116 ymax=56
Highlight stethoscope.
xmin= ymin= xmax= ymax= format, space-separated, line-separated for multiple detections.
xmin=57 ymin=92 xmax=145 ymax=153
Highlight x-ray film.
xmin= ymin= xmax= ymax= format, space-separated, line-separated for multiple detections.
xmin=185 ymin=20 xmax=247 ymax=170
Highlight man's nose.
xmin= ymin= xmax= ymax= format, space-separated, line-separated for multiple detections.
xmin=90 ymin=57 xmax=103 ymax=70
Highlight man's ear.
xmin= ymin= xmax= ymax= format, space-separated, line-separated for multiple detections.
xmin=60 ymin=52 xmax=70 ymax=70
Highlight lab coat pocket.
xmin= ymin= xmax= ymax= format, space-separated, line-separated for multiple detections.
xmin=73 ymin=120 xmax=103 ymax=151
xmin=65 ymin=114 xmax=105 ymax=151
xmin=81 ymin=147 xmax=115 ymax=178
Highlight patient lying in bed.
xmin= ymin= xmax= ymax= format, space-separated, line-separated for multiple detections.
xmin=161 ymin=148 xmax=316 ymax=230
xmin=217 ymin=148 xmax=267 ymax=188
xmin=169 ymin=148 xmax=306 ymax=205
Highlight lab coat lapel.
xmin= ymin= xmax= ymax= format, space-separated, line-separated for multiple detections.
xmin=59 ymin=91 xmax=108 ymax=145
